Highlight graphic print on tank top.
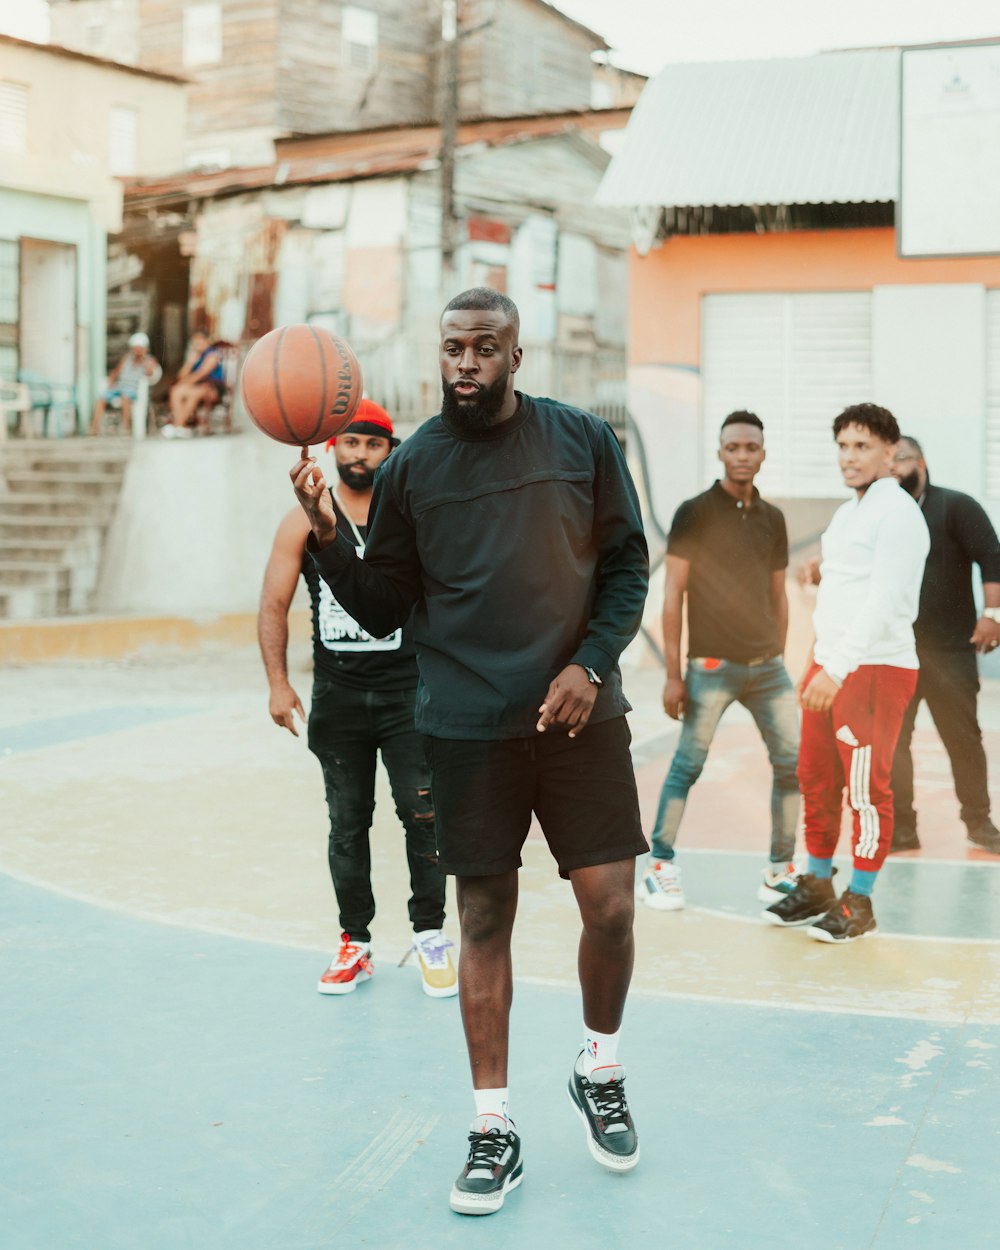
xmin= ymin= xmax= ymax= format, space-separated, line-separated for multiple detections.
xmin=316 ymin=488 xmax=402 ymax=653
xmin=316 ymin=575 xmax=402 ymax=652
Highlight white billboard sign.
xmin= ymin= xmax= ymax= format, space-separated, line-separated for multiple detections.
xmin=900 ymin=42 xmax=1000 ymax=258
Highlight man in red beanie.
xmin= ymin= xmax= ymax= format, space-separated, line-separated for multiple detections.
xmin=258 ymin=401 xmax=456 ymax=999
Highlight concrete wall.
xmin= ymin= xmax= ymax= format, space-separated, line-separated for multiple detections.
xmin=97 ymin=436 xmax=311 ymax=617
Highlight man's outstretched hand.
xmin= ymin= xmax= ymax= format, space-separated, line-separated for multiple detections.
xmin=537 ymin=664 xmax=598 ymax=737
xmin=290 ymin=447 xmax=338 ymax=548
xmin=269 ymin=680 xmax=306 ymax=736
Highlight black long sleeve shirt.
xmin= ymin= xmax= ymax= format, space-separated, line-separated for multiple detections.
xmin=310 ymin=394 xmax=649 ymax=739
xmin=916 ymin=483 xmax=1000 ymax=652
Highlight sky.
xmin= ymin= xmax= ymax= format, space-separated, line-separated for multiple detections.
xmin=2 ymin=0 xmax=999 ymax=75
xmin=558 ymin=0 xmax=1000 ymax=74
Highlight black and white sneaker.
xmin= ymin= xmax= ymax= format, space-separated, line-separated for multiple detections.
xmin=762 ymin=871 xmax=836 ymax=926
xmin=806 ymin=890 xmax=877 ymax=943
xmin=568 ymin=1054 xmax=639 ymax=1172
xmin=449 ymin=1114 xmax=523 ymax=1216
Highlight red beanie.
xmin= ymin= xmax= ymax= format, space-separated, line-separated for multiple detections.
xmin=326 ymin=399 xmax=399 ymax=449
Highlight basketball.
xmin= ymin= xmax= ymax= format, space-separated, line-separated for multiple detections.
xmin=240 ymin=324 xmax=363 ymax=446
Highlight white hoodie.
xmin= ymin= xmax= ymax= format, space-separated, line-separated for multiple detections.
xmin=813 ymin=477 xmax=929 ymax=682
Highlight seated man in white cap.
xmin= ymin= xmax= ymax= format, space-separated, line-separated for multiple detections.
xmin=91 ymin=332 xmax=161 ymax=435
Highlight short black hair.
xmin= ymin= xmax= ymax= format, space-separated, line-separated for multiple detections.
xmin=899 ymin=433 xmax=924 ymax=459
xmin=442 ymin=287 xmax=520 ymax=338
xmin=721 ymin=410 xmax=763 ymax=435
xmin=832 ymin=403 xmax=900 ymax=445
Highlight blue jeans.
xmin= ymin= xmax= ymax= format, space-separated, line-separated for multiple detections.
xmin=651 ymin=656 xmax=800 ymax=863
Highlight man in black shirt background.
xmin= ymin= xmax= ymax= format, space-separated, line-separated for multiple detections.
xmin=259 ymin=403 xmax=456 ymax=998
xmin=637 ymin=412 xmax=800 ymax=911
xmin=290 ymin=289 xmax=649 ymax=1215
xmin=890 ymin=435 xmax=1000 ymax=854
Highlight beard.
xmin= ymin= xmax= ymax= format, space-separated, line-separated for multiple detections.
xmin=440 ymin=373 xmax=510 ymax=431
xmin=896 ymin=468 xmax=921 ymax=498
xmin=336 ymin=461 xmax=376 ymax=491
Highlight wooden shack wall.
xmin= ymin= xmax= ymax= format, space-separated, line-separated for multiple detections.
xmin=459 ymin=0 xmax=596 ymax=118
xmin=277 ymin=0 xmax=435 ymax=134
xmin=137 ymin=0 xmax=280 ymax=137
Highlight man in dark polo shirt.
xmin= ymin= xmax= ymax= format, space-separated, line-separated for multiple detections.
xmin=638 ymin=411 xmax=800 ymax=910
xmin=890 ymin=435 xmax=1000 ymax=854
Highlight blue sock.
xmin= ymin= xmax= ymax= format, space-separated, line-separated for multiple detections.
xmin=849 ymin=869 xmax=878 ymax=897
xmin=807 ymin=856 xmax=833 ymax=879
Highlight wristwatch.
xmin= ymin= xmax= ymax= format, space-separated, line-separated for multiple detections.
xmin=983 ymin=609 xmax=1000 ymax=623
xmin=583 ymin=666 xmax=603 ymax=687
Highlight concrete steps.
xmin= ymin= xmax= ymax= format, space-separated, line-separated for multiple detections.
xmin=0 ymin=439 xmax=130 ymax=619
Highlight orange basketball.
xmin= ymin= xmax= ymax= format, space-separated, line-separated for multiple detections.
xmin=240 ymin=325 xmax=363 ymax=446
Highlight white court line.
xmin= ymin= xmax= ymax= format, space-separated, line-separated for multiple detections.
xmin=681 ymin=903 xmax=1000 ymax=945
xmin=667 ymin=845 xmax=1000 ymax=868
xmin=516 ymin=974 xmax=995 ymax=1027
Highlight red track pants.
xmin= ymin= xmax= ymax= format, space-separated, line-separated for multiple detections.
xmin=799 ymin=663 xmax=918 ymax=872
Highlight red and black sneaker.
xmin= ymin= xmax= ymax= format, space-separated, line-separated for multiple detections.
xmin=806 ymin=890 xmax=877 ymax=943
xmin=317 ymin=932 xmax=373 ymax=995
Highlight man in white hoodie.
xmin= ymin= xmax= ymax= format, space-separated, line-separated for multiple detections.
xmin=764 ymin=404 xmax=929 ymax=942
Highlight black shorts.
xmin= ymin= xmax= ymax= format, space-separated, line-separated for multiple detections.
xmin=428 ymin=716 xmax=648 ymax=879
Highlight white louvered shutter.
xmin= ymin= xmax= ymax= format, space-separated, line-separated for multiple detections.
xmin=702 ymin=292 xmax=872 ymax=497
xmin=0 ymin=81 xmax=28 ymax=154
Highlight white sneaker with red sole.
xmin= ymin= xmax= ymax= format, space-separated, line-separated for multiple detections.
xmin=317 ymin=932 xmax=373 ymax=995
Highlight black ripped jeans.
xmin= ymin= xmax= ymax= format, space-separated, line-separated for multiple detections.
xmin=308 ymin=678 xmax=444 ymax=943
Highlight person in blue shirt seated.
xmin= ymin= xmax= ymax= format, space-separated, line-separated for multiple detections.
xmin=163 ymin=329 xmax=225 ymax=438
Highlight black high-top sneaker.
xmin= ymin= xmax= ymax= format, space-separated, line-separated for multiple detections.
xmin=762 ymin=871 xmax=836 ymax=926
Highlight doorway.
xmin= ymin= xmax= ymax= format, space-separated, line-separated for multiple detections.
xmin=19 ymin=238 xmax=77 ymax=388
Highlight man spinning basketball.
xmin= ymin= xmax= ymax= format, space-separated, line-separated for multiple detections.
xmin=290 ymin=289 xmax=649 ymax=1215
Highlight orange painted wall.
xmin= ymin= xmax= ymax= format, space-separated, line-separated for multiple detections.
xmin=630 ymin=227 xmax=1000 ymax=367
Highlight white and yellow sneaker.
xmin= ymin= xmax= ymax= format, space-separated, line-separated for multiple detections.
xmin=413 ymin=929 xmax=459 ymax=998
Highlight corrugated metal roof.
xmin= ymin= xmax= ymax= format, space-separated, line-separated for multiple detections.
xmin=597 ymin=50 xmax=899 ymax=208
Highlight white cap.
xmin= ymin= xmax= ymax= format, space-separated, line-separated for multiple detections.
xmin=128 ymin=332 xmax=150 ymax=348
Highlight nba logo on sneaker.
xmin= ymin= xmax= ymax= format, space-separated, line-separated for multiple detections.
xmin=835 ymin=724 xmax=860 ymax=747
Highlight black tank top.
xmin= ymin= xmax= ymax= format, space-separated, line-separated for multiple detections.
xmin=302 ymin=492 xmax=418 ymax=690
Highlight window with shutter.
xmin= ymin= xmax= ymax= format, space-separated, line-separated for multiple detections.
xmin=342 ymin=6 xmax=378 ymax=74
xmin=109 ymin=105 xmax=138 ymax=176
xmin=0 ymin=81 xmax=28 ymax=154
xmin=183 ymin=4 xmax=223 ymax=68
xmin=0 ymin=238 xmax=19 ymax=382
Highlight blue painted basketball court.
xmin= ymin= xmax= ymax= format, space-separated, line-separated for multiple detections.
xmin=3 ymin=649 xmax=999 ymax=1248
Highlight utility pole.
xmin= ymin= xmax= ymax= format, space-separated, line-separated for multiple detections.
xmin=439 ymin=0 xmax=460 ymax=295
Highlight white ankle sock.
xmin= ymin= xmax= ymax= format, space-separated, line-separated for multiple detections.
xmin=473 ymin=1087 xmax=509 ymax=1127
xmin=579 ymin=1026 xmax=621 ymax=1076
